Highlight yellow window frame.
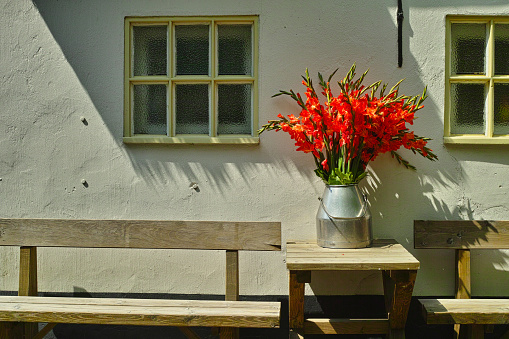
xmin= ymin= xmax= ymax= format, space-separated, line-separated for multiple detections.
xmin=445 ymin=15 xmax=509 ymax=144
xmin=123 ymin=16 xmax=259 ymax=145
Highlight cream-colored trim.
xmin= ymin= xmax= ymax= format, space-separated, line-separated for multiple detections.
xmin=444 ymin=15 xmax=509 ymax=144
xmin=124 ymin=16 xmax=259 ymax=144
xmin=487 ymin=20 xmax=495 ymax=137
xmin=210 ymin=20 xmax=216 ymax=137
xmin=123 ymin=18 xmax=131 ymax=137
xmin=444 ymin=135 xmax=509 ymax=144
xmin=123 ymin=136 xmax=260 ymax=145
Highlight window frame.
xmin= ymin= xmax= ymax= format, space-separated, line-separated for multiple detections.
xmin=445 ymin=15 xmax=509 ymax=144
xmin=123 ymin=16 xmax=259 ymax=145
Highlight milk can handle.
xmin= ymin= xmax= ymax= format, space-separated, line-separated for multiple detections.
xmin=318 ymin=194 xmax=368 ymax=220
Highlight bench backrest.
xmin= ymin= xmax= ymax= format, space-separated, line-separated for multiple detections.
xmin=414 ymin=220 xmax=509 ymax=250
xmin=0 ymin=218 xmax=281 ymax=302
xmin=414 ymin=220 xmax=509 ymax=299
xmin=0 ymin=219 xmax=281 ymax=251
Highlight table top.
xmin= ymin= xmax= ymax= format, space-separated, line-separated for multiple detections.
xmin=286 ymin=239 xmax=420 ymax=271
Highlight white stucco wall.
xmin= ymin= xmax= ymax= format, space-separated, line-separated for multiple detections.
xmin=2 ymin=0 xmax=509 ymax=297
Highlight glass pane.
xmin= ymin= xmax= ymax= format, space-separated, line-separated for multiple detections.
xmin=494 ymin=83 xmax=509 ymax=135
xmin=450 ymin=83 xmax=485 ymax=134
xmin=133 ymin=26 xmax=167 ymax=76
xmin=133 ymin=84 xmax=167 ymax=135
xmin=175 ymin=25 xmax=209 ymax=75
xmin=495 ymin=24 xmax=509 ymax=75
xmin=218 ymin=25 xmax=252 ymax=75
xmin=175 ymin=84 xmax=209 ymax=134
xmin=218 ymin=84 xmax=251 ymax=134
xmin=451 ymin=23 xmax=486 ymax=75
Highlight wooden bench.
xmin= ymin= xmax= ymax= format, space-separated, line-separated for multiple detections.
xmin=0 ymin=218 xmax=282 ymax=339
xmin=415 ymin=220 xmax=509 ymax=339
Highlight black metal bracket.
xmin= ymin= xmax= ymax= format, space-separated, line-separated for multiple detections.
xmin=397 ymin=0 xmax=404 ymax=68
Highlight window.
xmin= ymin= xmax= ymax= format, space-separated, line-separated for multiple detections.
xmin=445 ymin=16 xmax=509 ymax=144
xmin=123 ymin=16 xmax=259 ymax=144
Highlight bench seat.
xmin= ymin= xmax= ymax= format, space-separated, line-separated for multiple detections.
xmin=0 ymin=296 xmax=281 ymax=328
xmin=420 ymin=298 xmax=509 ymax=325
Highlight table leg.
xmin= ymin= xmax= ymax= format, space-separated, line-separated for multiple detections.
xmin=383 ymin=270 xmax=417 ymax=339
xmin=289 ymin=270 xmax=310 ymax=338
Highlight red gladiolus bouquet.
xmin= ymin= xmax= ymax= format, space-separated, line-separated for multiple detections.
xmin=259 ymin=64 xmax=437 ymax=185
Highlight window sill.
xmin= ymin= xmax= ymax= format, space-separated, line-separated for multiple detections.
xmin=444 ymin=136 xmax=509 ymax=145
xmin=123 ymin=135 xmax=260 ymax=145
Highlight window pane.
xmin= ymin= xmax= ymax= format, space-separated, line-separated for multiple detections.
xmin=451 ymin=23 xmax=486 ymax=75
xmin=133 ymin=26 xmax=167 ymax=76
xmin=218 ymin=84 xmax=251 ymax=134
xmin=450 ymin=83 xmax=485 ymax=134
xmin=175 ymin=84 xmax=209 ymax=134
xmin=133 ymin=84 xmax=167 ymax=135
xmin=218 ymin=25 xmax=252 ymax=75
xmin=175 ymin=25 xmax=209 ymax=75
xmin=495 ymin=24 xmax=509 ymax=75
xmin=494 ymin=83 xmax=509 ymax=135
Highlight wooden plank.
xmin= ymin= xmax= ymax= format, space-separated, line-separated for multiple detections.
xmin=19 ymin=247 xmax=38 ymax=297
xmin=470 ymin=324 xmax=485 ymax=339
xmin=222 ymin=250 xmax=240 ymax=339
xmin=455 ymin=249 xmax=471 ymax=339
xmin=225 ymin=250 xmax=239 ymax=301
xmin=19 ymin=246 xmax=38 ymax=338
xmin=420 ymin=299 xmax=509 ymax=324
xmin=414 ymin=220 xmax=509 ymax=249
xmin=0 ymin=296 xmax=280 ymax=310
xmin=0 ymin=219 xmax=281 ymax=251
xmin=383 ymin=270 xmax=417 ymax=330
xmin=304 ymin=318 xmax=389 ymax=334
xmin=286 ymin=240 xmax=419 ymax=271
xmin=289 ymin=270 xmax=305 ymax=330
xmin=178 ymin=327 xmax=201 ymax=339
xmin=0 ymin=322 xmax=21 ymax=338
xmin=0 ymin=296 xmax=281 ymax=328
xmin=455 ymin=250 xmax=471 ymax=299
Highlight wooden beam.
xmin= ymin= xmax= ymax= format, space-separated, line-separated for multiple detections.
xmin=455 ymin=249 xmax=471 ymax=299
xmin=221 ymin=250 xmax=240 ymax=339
xmin=0 ymin=219 xmax=281 ymax=251
xmin=19 ymin=246 xmax=38 ymax=339
xmin=304 ymin=318 xmax=389 ymax=334
xmin=177 ymin=327 xmax=201 ymax=339
xmin=33 ymin=323 xmax=57 ymax=339
xmin=414 ymin=220 xmax=509 ymax=249
xmin=454 ymin=249 xmax=471 ymax=339
xmin=0 ymin=296 xmax=281 ymax=328
xmin=383 ymin=270 xmax=417 ymax=330
xmin=420 ymin=299 xmax=509 ymax=324
xmin=289 ymin=270 xmax=305 ymax=330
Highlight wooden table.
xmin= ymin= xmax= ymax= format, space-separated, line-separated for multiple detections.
xmin=286 ymin=240 xmax=419 ymax=339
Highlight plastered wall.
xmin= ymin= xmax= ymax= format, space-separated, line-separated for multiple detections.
xmin=2 ymin=0 xmax=509 ymax=297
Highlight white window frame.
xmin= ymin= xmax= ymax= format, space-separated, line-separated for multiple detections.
xmin=445 ymin=15 xmax=509 ymax=144
xmin=123 ymin=16 xmax=259 ymax=144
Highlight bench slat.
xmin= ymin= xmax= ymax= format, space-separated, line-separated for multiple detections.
xmin=414 ymin=220 xmax=509 ymax=249
xmin=420 ymin=299 xmax=509 ymax=324
xmin=0 ymin=219 xmax=281 ymax=251
xmin=0 ymin=296 xmax=281 ymax=328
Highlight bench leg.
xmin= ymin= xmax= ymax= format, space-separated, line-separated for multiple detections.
xmin=19 ymin=246 xmax=38 ymax=339
xmin=219 ymin=327 xmax=239 ymax=339
xmin=383 ymin=270 xmax=417 ymax=339
xmin=0 ymin=322 xmax=22 ymax=339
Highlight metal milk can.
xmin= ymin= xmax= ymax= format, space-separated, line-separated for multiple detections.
xmin=316 ymin=184 xmax=372 ymax=248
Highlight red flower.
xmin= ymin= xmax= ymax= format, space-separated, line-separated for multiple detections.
xmin=258 ymin=64 xmax=437 ymax=184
